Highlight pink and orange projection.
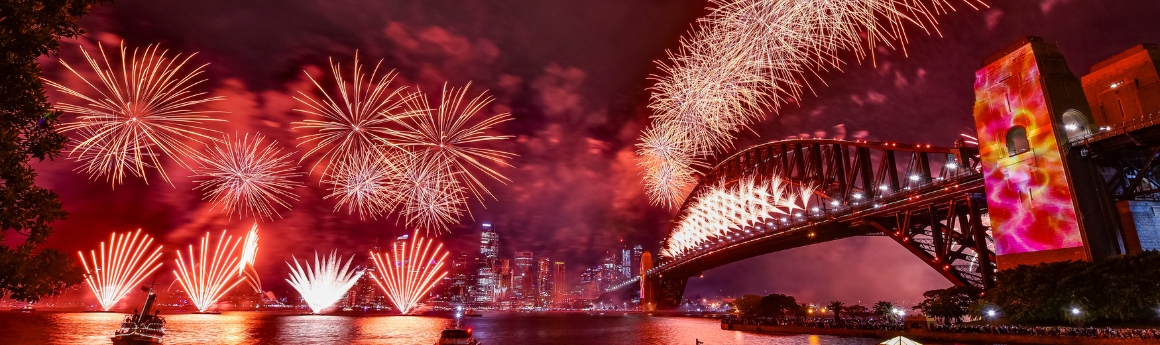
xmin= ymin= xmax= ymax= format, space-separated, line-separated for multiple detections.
xmin=973 ymin=44 xmax=1085 ymax=256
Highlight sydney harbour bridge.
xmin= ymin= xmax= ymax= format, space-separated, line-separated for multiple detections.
xmin=611 ymin=37 xmax=1160 ymax=310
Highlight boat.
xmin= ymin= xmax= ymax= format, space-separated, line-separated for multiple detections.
xmin=435 ymin=328 xmax=481 ymax=345
xmin=10 ymin=305 xmax=35 ymax=312
xmin=463 ymin=309 xmax=483 ymax=317
xmin=111 ymin=285 xmax=165 ymax=345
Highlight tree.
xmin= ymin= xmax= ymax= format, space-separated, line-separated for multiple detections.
xmin=827 ymin=300 xmax=845 ymax=323
xmin=757 ymin=294 xmax=799 ymax=318
xmin=913 ymin=286 xmax=981 ymax=325
xmin=873 ymin=301 xmax=899 ymax=322
xmin=0 ymin=0 xmax=110 ymax=302
xmin=733 ymin=295 xmax=763 ymax=316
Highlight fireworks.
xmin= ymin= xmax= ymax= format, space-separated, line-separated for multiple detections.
xmin=78 ymin=229 xmax=165 ymax=311
xmin=322 ymin=148 xmax=405 ymax=220
xmin=292 ymin=54 xmax=416 ymax=177
xmin=399 ymin=82 xmax=515 ymax=201
xmin=638 ymin=0 xmax=982 ymax=207
xmin=194 ymin=133 xmax=304 ymax=220
xmin=44 ymin=42 xmax=226 ymax=186
xmin=395 ymin=155 xmax=468 ymax=234
xmin=173 ymin=230 xmax=247 ymax=312
xmin=285 ymin=250 xmax=364 ymax=314
xmin=661 ymin=176 xmax=815 ymax=258
xmin=237 ymin=224 xmax=263 ymax=293
xmin=369 ymin=230 xmax=448 ymax=314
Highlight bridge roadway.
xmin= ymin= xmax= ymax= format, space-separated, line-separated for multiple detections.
xmin=609 ymin=139 xmax=995 ymax=310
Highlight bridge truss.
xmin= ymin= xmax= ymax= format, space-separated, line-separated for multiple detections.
xmin=628 ymin=139 xmax=997 ymax=310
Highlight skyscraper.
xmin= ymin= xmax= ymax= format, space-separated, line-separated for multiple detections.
xmin=474 ymin=224 xmax=500 ymax=307
xmin=537 ymin=258 xmax=552 ymax=308
xmin=551 ymin=261 xmax=566 ymax=307
xmin=631 ymin=245 xmax=643 ymax=278
xmin=513 ymin=251 xmax=534 ymax=308
xmin=620 ymin=247 xmax=632 ymax=280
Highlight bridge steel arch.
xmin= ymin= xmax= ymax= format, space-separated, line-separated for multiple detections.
xmin=635 ymin=139 xmax=997 ymax=310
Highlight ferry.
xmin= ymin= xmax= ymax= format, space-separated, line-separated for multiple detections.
xmin=435 ymin=328 xmax=481 ymax=345
xmin=112 ymin=286 xmax=165 ymax=345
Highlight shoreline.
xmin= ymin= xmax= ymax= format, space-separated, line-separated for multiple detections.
xmin=722 ymin=323 xmax=1158 ymax=345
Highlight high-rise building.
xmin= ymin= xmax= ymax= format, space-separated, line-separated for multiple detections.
xmin=512 ymin=251 xmax=534 ymax=307
xmin=600 ymin=251 xmax=616 ymax=291
xmin=537 ymin=258 xmax=552 ymax=308
xmin=497 ymin=258 xmax=511 ymax=308
xmin=341 ymin=240 xmax=387 ymax=309
xmin=441 ymin=253 xmax=474 ymax=305
xmin=551 ymin=262 xmax=567 ymax=307
xmin=580 ymin=266 xmax=600 ymax=299
xmin=474 ymin=224 xmax=500 ymax=306
xmin=620 ymin=247 xmax=632 ymax=280
xmin=631 ymin=245 xmax=643 ymax=278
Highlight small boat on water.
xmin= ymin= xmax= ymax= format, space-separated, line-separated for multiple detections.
xmin=10 ymin=305 xmax=35 ymax=312
xmin=112 ymin=286 xmax=165 ymax=345
xmin=435 ymin=328 xmax=481 ymax=345
xmin=462 ymin=309 xmax=483 ymax=317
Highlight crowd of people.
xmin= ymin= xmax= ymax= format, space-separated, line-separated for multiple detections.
xmin=934 ymin=324 xmax=1160 ymax=340
xmin=723 ymin=316 xmax=1160 ymax=340
xmin=722 ymin=317 xmax=905 ymax=331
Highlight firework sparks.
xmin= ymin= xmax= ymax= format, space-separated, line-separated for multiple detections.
xmin=292 ymin=53 xmax=416 ymax=178
xmin=395 ymin=155 xmax=468 ymax=234
xmin=638 ymin=0 xmax=982 ymax=207
xmin=322 ymin=148 xmax=405 ymax=220
xmin=44 ymin=42 xmax=226 ymax=186
xmin=661 ymin=176 xmax=815 ymax=258
xmin=399 ymin=82 xmax=515 ymax=202
xmin=285 ymin=250 xmax=364 ymax=314
xmin=194 ymin=133 xmax=304 ymax=220
xmin=369 ymin=230 xmax=448 ymax=315
xmin=78 ymin=229 xmax=165 ymax=311
xmin=173 ymin=230 xmax=247 ymax=312
xmin=237 ymin=224 xmax=263 ymax=293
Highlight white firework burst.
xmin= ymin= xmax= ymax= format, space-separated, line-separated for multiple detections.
xmin=45 ymin=42 xmax=226 ymax=186
xmin=193 ymin=133 xmax=304 ymax=220
xmin=285 ymin=250 xmax=364 ymax=314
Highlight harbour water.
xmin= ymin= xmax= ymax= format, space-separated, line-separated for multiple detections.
xmin=0 ymin=311 xmax=953 ymax=344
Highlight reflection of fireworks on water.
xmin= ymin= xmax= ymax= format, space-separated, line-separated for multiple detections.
xmin=639 ymin=0 xmax=982 ymax=207
xmin=194 ymin=133 xmax=304 ymax=220
xmin=173 ymin=230 xmax=246 ymax=312
xmin=44 ymin=42 xmax=225 ymax=186
xmin=293 ymin=54 xmax=415 ymax=178
xmin=369 ymin=230 xmax=448 ymax=314
xmin=237 ymin=224 xmax=263 ymax=293
xmin=399 ymin=82 xmax=515 ymax=202
xmin=661 ymin=176 xmax=815 ymax=258
xmin=285 ymin=250 xmax=364 ymax=314
xmin=78 ymin=229 xmax=165 ymax=311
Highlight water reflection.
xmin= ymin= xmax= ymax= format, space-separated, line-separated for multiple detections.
xmin=2 ymin=311 xmax=887 ymax=345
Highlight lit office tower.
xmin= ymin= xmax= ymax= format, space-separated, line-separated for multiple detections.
xmin=474 ymin=224 xmax=499 ymax=306
xmin=513 ymin=251 xmax=534 ymax=307
xmin=551 ymin=262 xmax=566 ymax=307
xmin=580 ymin=267 xmax=599 ymax=298
xmin=444 ymin=253 xmax=473 ymax=305
xmin=620 ymin=247 xmax=632 ymax=280
xmin=631 ymin=245 xmax=643 ymax=278
xmin=601 ymin=251 xmax=617 ymax=289
xmin=537 ymin=258 xmax=552 ymax=308
xmin=497 ymin=259 xmax=511 ymax=307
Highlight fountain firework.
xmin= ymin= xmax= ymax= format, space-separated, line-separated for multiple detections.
xmin=173 ymin=230 xmax=246 ymax=312
xmin=369 ymin=230 xmax=448 ymax=314
xmin=237 ymin=224 xmax=262 ymax=293
xmin=78 ymin=229 xmax=165 ymax=311
xmin=285 ymin=250 xmax=364 ymax=314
